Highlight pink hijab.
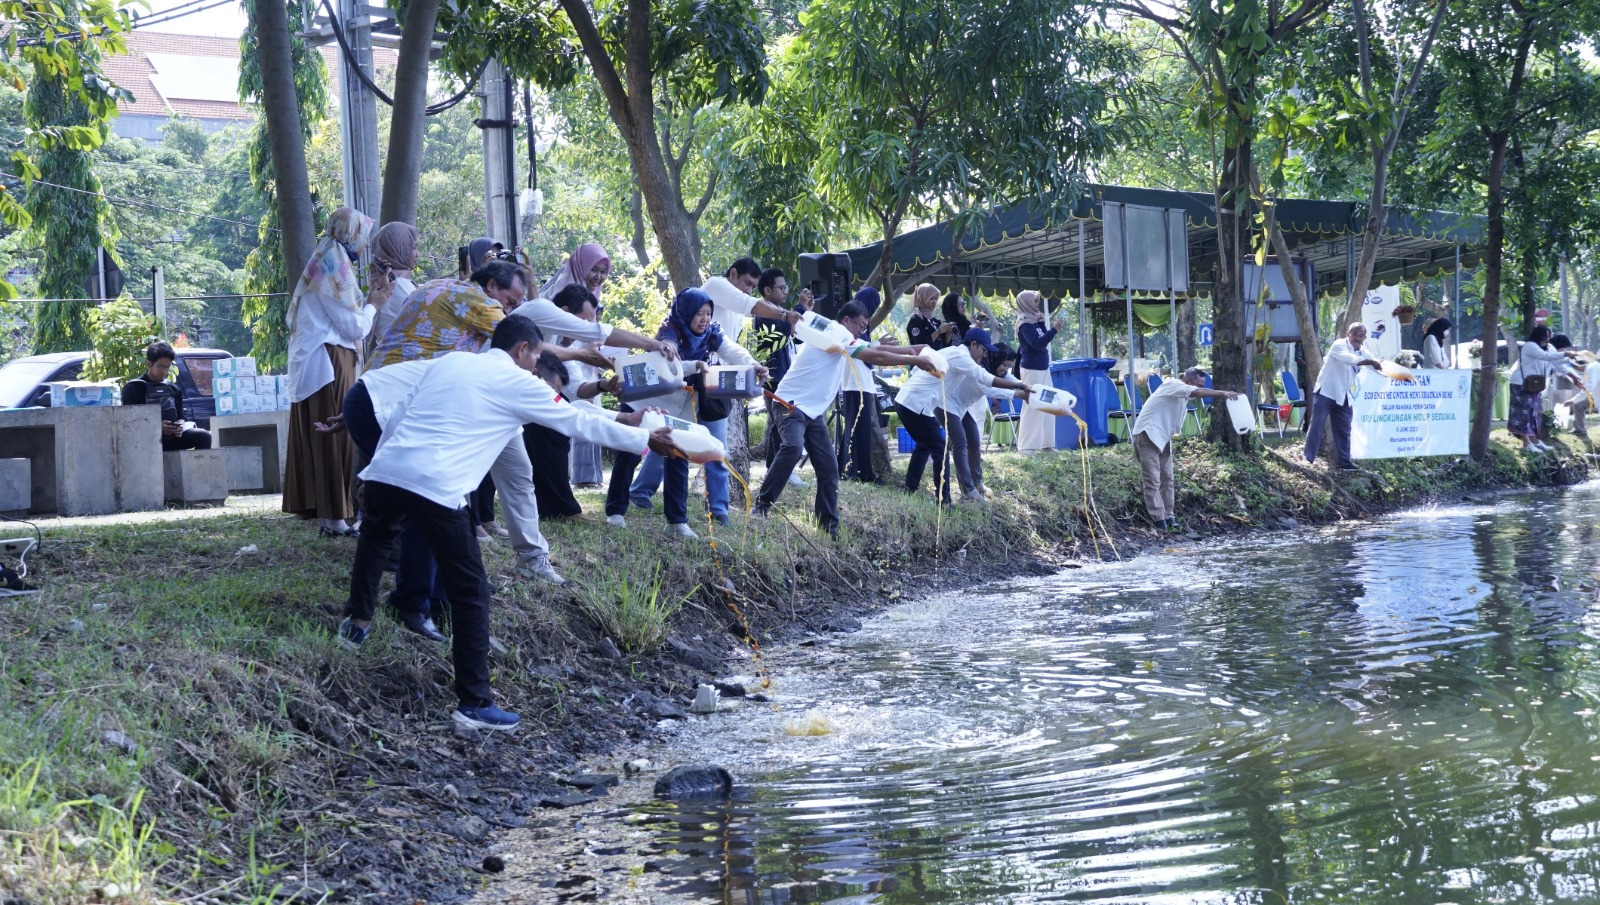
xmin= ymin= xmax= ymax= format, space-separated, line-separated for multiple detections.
xmin=538 ymin=243 xmax=611 ymax=301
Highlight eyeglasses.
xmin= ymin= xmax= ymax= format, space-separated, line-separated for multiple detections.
xmin=489 ymin=249 xmax=517 ymax=262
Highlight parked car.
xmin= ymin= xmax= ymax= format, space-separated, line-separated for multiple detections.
xmin=0 ymin=348 xmax=233 ymax=426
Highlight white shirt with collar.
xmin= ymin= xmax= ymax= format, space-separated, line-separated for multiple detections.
xmin=702 ymin=275 xmax=756 ymax=342
xmin=1313 ymin=337 xmax=1368 ymax=405
xmin=358 ymin=357 xmax=435 ymax=430
xmin=1131 ymin=379 xmax=1198 ymax=452
xmin=774 ymin=338 xmax=872 ymax=419
xmin=362 ymin=348 xmax=650 ymax=509
xmin=894 ymin=345 xmax=996 ymax=416
xmin=511 ymin=297 xmax=617 ymax=347
xmin=287 ymin=286 xmax=376 ymax=403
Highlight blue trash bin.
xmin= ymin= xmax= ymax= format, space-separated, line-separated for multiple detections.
xmin=1050 ymin=357 xmax=1118 ymax=447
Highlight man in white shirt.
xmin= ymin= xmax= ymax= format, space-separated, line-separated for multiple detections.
xmin=1305 ymin=322 xmax=1382 ymax=470
xmin=756 ymin=300 xmax=937 ymax=536
xmin=336 ymin=316 xmax=673 ymax=732
xmin=701 ymin=257 xmax=801 ymax=342
xmin=1131 ymin=368 xmax=1239 ymax=531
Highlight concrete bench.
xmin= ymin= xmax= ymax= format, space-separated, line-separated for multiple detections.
xmin=0 ymin=406 xmax=163 ymax=516
xmin=223 ymin=446 xmax=265 ymax=492
xmin=0 ymin=458 xmax=30 ymax=513
xmin=163 ymin=450 xmax=229 ymax=505
xmin=211 ymin=411 xmax=291 ymax=494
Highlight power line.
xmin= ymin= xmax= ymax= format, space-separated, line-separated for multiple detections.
xmin=16 ymin=0 xmax=233 ymax=46
xmin=130 ymin=0 xmax=235 ymax=29
xmin=0 ymin=172 xmax=278 ymax=233
xmin=5 ymin=293 xmax=289 ymax=304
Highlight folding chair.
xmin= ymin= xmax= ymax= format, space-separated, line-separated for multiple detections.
xmin=1107 ymin=372 xmax=1143 ymax=439
xmin=1280 ymin=369 xmax=1310 ymax=433
xmin=986 ymin=395 xmax=1023 ymax=450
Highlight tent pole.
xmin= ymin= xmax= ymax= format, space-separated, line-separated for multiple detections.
xmin=1121 ymin=209 xmax=1133 ymax=374
xmin=1078 ymin=219 xmax=1088 ymax=357
xmin=1166 ymin=209 xmax=1176 ymax=373
xmin=1453 ymin=243 xmax=1462 ymax=367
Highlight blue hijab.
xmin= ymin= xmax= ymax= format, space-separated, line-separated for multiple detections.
xmin=666 ymin=288 xmax=723 ymax=361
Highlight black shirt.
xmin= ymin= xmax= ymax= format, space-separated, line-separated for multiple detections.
xmin=121 ymin=374 xmax=185 ymax=423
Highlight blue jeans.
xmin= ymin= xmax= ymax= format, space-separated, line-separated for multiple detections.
xmin=628 ymin=417 xmax=729 ymax=517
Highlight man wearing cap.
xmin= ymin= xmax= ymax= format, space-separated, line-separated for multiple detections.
xmin=894 ymin=326 xmax=1031 ymax=502
xmin=1131 ymin=367 xmax=1240 ymax=532
xmin=1305 ymin=322 xmax=1383 ymax=470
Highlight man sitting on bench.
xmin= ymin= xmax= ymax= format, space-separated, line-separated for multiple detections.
xmin=122 ymin=341 xmax=212 ymax=451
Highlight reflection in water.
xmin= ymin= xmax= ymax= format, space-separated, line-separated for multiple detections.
xmin=615 ymin=485 xmax=1600 ymax=903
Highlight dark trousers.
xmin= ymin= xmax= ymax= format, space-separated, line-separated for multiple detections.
xmin=763 ymin=396 xmax=783 ymax=467
xmin=897 ymin=404 xmax=950 ymax=502
xmin=1304 ymin=393 xmax=1355 ymax=468
xmin=757 ymin=406 xmax=839 ymax=534
xmin=161 ymin=428 xmax=212 ymax=451
xmin=342 ymin=383 xmax=438 ymax=619
xmin=936 ymin=408 xmax=983 ymax=494
xmin=468 ymin=474 xmax=496 ymax=525
xmin=345 ymin=481 xmax=495 ymax=708
xmin=524 ymin=422 xmax=581 ymax=518
xmin=606 ymin=451 xmax=689 ymax=524
xmin=836 ymin=391 xmax=878 ymax=483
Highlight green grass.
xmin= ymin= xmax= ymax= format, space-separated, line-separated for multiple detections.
xmin=0 ymin=426 xmax=1587 ymax=902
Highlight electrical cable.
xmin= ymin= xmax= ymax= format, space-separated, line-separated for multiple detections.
xmin=0 ymin=172 xmax=280 ymax=233
xmin=16 ymin=0 xmax=228 ymax=46
xmin=316 ymin=0 xmax=485 ymax=116
xmin=4 ymin=293 xmax=288 ymax=304
xmin=0 ymin=512 xmax=43 ymax=579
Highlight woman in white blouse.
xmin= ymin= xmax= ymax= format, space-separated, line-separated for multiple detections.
xmin=1507 ymin=324 xmax=1578 ymax=454
xmin=1421 ymin=317 xmax=1452 ymax=369
xmin=283 ymin=207 xmax=375 ymax=536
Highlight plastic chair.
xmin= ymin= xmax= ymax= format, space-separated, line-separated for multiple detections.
xmin=1256 ymin=377 xmax=1285 ymax=438
xmin=1107 ymin=373 xmax=1143 ymax=439
xmin=986 ymin=395 xmax=1022 ymax=450
xmin=1280 ymin=369 xmax=1309 ymax=432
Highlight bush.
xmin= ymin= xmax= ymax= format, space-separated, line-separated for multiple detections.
xmin=80 ymin=295 xmax=156 ymax=382
xmin=573 ymin=565 xmax=697 ymax=654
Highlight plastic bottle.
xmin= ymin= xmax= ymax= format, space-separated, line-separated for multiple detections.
xmin=1225 ymin=395 xmax=1256 ymax=434
xmin=917 ymin=347 xmax=948 ymax=378
xmin=793 ymin=312 xmax=855 ymax=354
xmin=1029 ymin=384 xmax=1075 ymax=416
xmin=611 ymin=350 xmax=687 ymax=402
xmin=639 ymin=411 xmax=726 ymax=463
xmin=1378 ymin=361 xmax=1416 ymax=382
xmin=703 ymin=364 xmax=764 ymax=399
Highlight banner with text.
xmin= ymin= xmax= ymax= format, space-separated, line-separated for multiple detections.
xmin=1350 ymin=368 xmax=1472 ymax=459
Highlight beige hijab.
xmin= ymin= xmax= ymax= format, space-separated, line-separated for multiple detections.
xmin=287 ymin=207 xmax=373 ymax=330
xmin=1015 ymin=290 xmax=1045 ymax=341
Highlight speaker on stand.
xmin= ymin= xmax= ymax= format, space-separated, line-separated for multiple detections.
xmin=798 ymin=252 xmax=853 ymax=320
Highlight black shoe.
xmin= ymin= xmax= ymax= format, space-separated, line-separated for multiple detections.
xmin=394 ymin=609 xmax=445 ymax=642
xmin=0 ymin=565 xmax=38 ymax=597
xmin=336 ymin=617 xmax=370 ymax=650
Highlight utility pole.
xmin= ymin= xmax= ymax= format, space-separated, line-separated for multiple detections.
xmin=335 ymin=0 xmax=382 ymax=222
xmin=476 ymin=58 xmax=519 ymax=249
xmin=152 ymin=266 xmax=165 ymax=333
xmin=1560 ymin=256 xmax=1570 ymax=334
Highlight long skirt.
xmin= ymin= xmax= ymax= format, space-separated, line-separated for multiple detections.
xmin=1017 ymin=366 xmax=1057 ymax=452
xmin=1509 ymin=383 xmax=1542 ymax=438
xmin=284 ymin=344 xmax=356 ymax=520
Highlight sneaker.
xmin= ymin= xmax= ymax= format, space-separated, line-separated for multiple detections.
xmin=962 ymin=490 xmax=987 ymax=503
xmin=452 ymin=704 xmax=520 ymax=732
xmin=787 ymin=474 xmax=806 ymax=487
xmin=0 ymin=565 xmax=38 ymax=597
xmin=336 ymin=617 xmax=370 ymax=650
xmin=514 ymin=555 xmax=567 ymax=586
xmin=395 ymin=609 xmax=445 ymax=642
xmin=710 ymin=512 xmax=730 ymax=526
xmin=1167 ymin=520 xmax=1183 ymax=534
xmin=629 ymin=495 xmax=654 ymax=511
xmin=977 ymin=483 xmax=993 ymax=498
xmin=605 ymin=514 xmax=626 ymax=528
xmin=668 ymin=522 xmax=699 ymax=539
xmin=482 ymin=521 xmax=510 ymax=538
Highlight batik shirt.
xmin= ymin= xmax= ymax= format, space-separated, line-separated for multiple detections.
xmin=364 ymin=278 xmax=506 ymax=373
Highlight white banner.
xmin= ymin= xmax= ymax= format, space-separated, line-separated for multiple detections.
xmin=1360 ymin=285 xmax=1402 ymax=362
xmin=1350 ymin=368 xmax=1473 ymax=459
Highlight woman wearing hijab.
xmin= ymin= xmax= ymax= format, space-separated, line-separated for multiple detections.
xmin=361 ymin=222 xmax=420 ymax=367
xmin=540 ymin=244 xmax=612 ymax=487
xmin=284 ymin=207 xmax=375 ymax=537
xmin=905 ymin=283 xmax=945 ymax=348
xmin=1509 ymin=324 xmax=1579 ymax=453
xmin=1015 ymin=290 xmax=1064 ymax=453
xmin=939 ymin=291 xmax=973 ymax=351
xmin=1421 ymin=317 xmax=1452 ymax=369
xmin=606 ymin=288 xmax=764 ymax=536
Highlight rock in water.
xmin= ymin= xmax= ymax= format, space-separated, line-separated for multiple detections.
xmin=653 ymin=766 xmax=734 ymax=800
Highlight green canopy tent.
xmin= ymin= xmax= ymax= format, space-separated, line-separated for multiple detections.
xmin=843 ymin=184 xmax=1484 ymax=364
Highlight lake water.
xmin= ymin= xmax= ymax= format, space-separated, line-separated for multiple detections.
xmin=500 ymin=483 xmax=1600 ymax=904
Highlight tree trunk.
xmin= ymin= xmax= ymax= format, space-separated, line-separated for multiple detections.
xmin=1177 ymin=297 xmax=1197 ymax=369
xmin=1519 ymin=243 xmax=1539 ymax=339
xmin=255 ymin=0 xmax=317 ymax=286
xmin=1470 ymin=132 xmax=1509 ymax=462
xmin=1268 ymin=219 xmax=1323 ymax=386
xmin=628 ymin=189 xmax=650 ymax=267
xmin=726 ymin=403 xmax=750 ymax=506
xmin=1208 ymin=140 xmax=1252 ymax=449
xmin=378 ymin=0 xmax=440 ymax=226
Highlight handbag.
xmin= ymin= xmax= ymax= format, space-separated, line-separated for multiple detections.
xmin=694 ymin=373 xmax=731 ymax=421
xmin=1522 ymin=374 xmax=1547 ymax=394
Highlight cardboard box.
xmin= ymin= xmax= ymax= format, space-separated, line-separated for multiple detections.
xmin=216 ymin=395 xmax=238 ymax=416
xmin=238 ymin=394 xmax=262 ymax=414
xmin=277 ymin=393 xmax=293 ymax=411
xmin=260 ymin=374 xmax=281 ymax=394
xmin=234 ymin=357 xmax=257 ymax=377
xmin=213 ymin=357 xmax=235 ymax=378
xmin=214 ymin=376 xmax=235 ymax=397
xmin=46 ymin=381 xmax=117 ymax=407
xmin=234 ymin=375 xmax=257 ymax=395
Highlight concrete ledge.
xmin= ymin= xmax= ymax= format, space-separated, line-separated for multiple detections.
xmin=0 ymin=457 xmax=30 ymax=513
xmin=223 ymin=446 xmax=266 ymax=492
xmin=212 ymin=410 xmax=291 ymax=494
xmin=163 ymin=450 xmax=229 ymax=505
xmin=0 ymin=406 xmax=163 ymax=516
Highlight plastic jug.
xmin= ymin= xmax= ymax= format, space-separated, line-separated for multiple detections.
xmin=917 ymin=347 xmax=948 ymax=378
xmin=611 ymin=350 xmax=686 ymax=402
xmin=793 ymin=312 xmax=855 ymax=354
xmin=1225 ymin=395 xmax=1256 ymax=434
xmin=640 ymin=411 xmax=726 ymax=463
xmin=703 ymin=364 xmax=763 ymax=399
xmin=1029 ymin=384 xmax=1075 ymax=416
xmin=1378 ymin=361 xmax=1416 ymax=382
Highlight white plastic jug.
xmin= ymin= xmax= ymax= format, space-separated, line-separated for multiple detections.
xmin=917 ymin=347 xmax=948 ymax=378
xmin=1378 ymin=361 xmax=1416 ymax=382
xmin=793 ymin=312 xmax=855 ymax=354
xmin=703 ymin=364 xmax=763 ymax=399
xmin=639 ymin=411 xmax=726 ymax=463
xmin=1029 ymin=384 xmax=1075 ymax=416
xmin=611 ymin=350 xmax=686 ymax=402
xmin=1225 ymin=395 xmax=1256 ymax=434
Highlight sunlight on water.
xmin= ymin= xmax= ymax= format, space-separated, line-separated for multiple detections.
xmin=500 ymin=482 xmax=1600 ymax=904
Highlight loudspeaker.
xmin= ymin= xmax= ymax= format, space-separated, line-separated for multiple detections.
xmin=798 ymin=252 xmax=852 ymax=320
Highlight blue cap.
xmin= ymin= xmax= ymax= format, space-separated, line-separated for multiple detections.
xmin=964 ymin=326 xmax=998 ymax=353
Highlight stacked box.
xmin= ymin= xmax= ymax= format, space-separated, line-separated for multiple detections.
xmin=212 ymin=359 xmax=288 ymax=413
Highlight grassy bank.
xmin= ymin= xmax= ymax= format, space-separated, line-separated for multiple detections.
xmin=0 ymin=428 xmax=1590 ymax=904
